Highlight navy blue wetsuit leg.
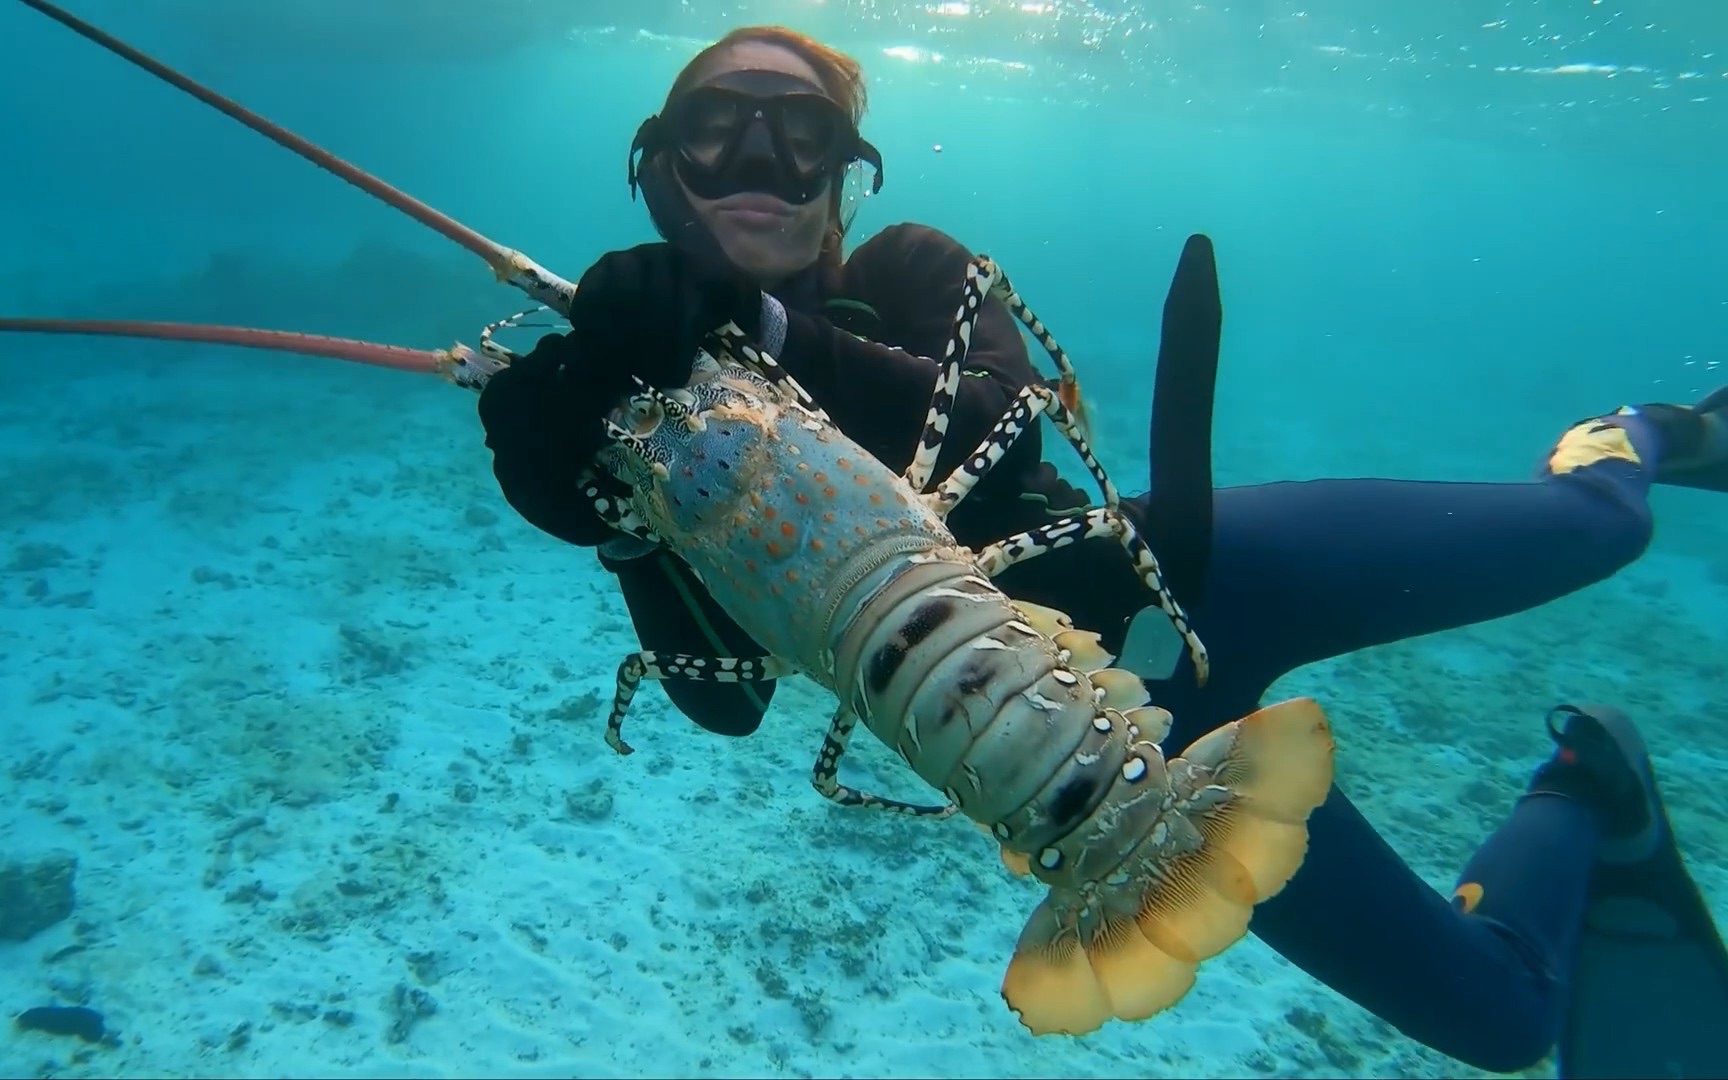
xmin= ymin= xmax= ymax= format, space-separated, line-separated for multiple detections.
xmin=1198 ymin=446 xmax=1656 ymax=684
xmin=1130 ymin=412 xmax=1661 ymax=1071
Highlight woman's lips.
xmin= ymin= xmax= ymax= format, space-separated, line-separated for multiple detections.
xmin=716 ymin=195 xmax=796 ymax=227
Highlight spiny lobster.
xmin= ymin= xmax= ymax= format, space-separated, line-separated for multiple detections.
xmin=583 ymin=256 xmax=1336 ymax=1036
xmin=3 ymin=0 xmax=1338 ymax=1038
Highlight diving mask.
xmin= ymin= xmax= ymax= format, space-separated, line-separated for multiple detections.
xmin=628 ymin=68 xmax=884 ymax=208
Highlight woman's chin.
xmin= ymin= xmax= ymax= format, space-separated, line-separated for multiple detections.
xmin=713 ymin=228 xmax=811 ymax=282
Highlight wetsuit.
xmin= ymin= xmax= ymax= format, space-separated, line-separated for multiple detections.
xmin=523 ymin=222 xmax=1654 ymax=1072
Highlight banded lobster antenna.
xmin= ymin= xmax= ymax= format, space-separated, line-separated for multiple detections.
xmin=14 ymin=0 xmax=578 ymax=317
xmin=0 ymin=318 xmax=510 ymax=393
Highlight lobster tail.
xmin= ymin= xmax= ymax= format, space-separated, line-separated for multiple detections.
xmin=999 ymin=697 xmax=1335 ymax=1036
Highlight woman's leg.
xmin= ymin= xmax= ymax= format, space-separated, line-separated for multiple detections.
xmin=1114 ymin=405 xmax=1723 ymax=1069
xmin=1244 ymin=702 xmax=1683 ymax=1074
xmin=1249 ymin=778 xmax=1598 ymax=1071
xmin=1183 ymin=408 xmax=1671 ymax=681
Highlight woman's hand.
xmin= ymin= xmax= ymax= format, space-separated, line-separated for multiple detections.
xmin=566 ymin=241 xmax=763 ymax=394
xmin=476 ymin=242 xmax=762 ymax=549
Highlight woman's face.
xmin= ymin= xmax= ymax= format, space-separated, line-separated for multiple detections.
xmin=676 ymin=42 xmax=835 ymax=287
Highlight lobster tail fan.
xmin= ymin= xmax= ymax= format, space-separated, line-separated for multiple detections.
xmin=1000 ymin=697 xmax=1335 ymax=1036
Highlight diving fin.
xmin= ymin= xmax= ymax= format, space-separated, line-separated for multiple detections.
xmin=1555 ymin=705 xmax=1728 ymax=1080
xmin=1118 ymin=604 xmax=1187 ymax=685
xmin=1122 ymin=234 xmax=1222 ymax=683
xmin=1651 ymin=384 xmax=1728 ymax=494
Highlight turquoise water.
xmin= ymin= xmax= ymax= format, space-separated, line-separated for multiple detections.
xmin=0 ymin=1 xmax=1723 ymax=1077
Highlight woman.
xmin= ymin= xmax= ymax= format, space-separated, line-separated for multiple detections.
xmin=476 ymin=25 xmax=1728 ymax=1074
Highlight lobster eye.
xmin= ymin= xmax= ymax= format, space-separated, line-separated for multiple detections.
xmin=611 ymin=394 xmax=663 ymax=437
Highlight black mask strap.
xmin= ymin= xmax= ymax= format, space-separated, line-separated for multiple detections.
xmin=626 ymin=116 xmax=657 ymax=195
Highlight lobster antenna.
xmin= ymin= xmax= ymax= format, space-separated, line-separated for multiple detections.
xmin=14 ymin=0 xmax=578 ymax=316
xmin=0 ymin=317 xmax=507 ymax=392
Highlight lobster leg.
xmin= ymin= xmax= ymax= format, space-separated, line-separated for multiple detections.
xmin=899 ymin=255 xmax=1101 ymax=502
xmin=921 ymin=380 xmax=1118 ymax=518
xmin=916 ymin=376 xmax=1207 ymax=685
xmin=580 ymin=471 xmax=661 ymax=545
xmin=886 ymin=255 xmax=1205 ymax=682
xmin=903 ymin=259 xmax=999 ymax=495
xmin=979 ymin=258 xmax=1093 ymax=444
xmin=604 ymin=653 xmax=801 ymax=755
xmin=971 ymin=508 xmax=1210 ymax=685
xmin=810 ymin=705 xmax=958 ymax=818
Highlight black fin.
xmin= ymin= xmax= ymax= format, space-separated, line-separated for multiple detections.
xmin=1654 ymin=384 xmax=1728 ymax=493
xmin=1141 ymin=234 xmax=1222 ymax=605
xmin=1558 ymin=720 xmax=1728 ymax=1079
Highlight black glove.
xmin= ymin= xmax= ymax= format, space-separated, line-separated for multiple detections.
xmin=477 ymin=242 xmax=762 ymax=549
xmin=565 ymin=241 xmax=763 ymax=395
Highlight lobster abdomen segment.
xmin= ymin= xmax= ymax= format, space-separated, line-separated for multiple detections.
xmin=833 ymin=554 xmax=1139 ymax=844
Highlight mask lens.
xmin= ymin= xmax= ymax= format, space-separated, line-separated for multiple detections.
xmin=777 ymin=96 xmax=843 ymax=175
xmin=672 ymin=90 xmax=743 ymax=169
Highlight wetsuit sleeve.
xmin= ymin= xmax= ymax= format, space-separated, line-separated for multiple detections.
xmin=775 ymin=222 xmax=1046 ymax=491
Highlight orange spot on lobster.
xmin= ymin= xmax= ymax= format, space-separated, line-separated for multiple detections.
xmin=766 ymin=541 xmax=781 ymax=557
xmin=854 ymin=473 xmax=871 ymax=486
xmin=763 ymin=505 xmax=777 ymax=519
xmin=785 ymin=569 xmax=800 ymax=584
xmin=780 ymin=521 xmax=796 ymax=538
xmin=813 ymin=471 xmax=828 ymax=484
xmin=869 ymin=493 xmax=883 ymax=506
xmin=836 ymin=457 xmax=853 ymax=470
xmin=824 ymin=486 xmax=838 ymax=499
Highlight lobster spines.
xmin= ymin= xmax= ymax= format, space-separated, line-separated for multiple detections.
xmin=999 ymin=696 xmax=1336 ymax=1036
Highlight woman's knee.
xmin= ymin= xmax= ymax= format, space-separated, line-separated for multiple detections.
xmin=1546 ymin=466 xmax=1655 ymax=577
xmin=1427 ymin=1007 xmax=1555 ymax=1074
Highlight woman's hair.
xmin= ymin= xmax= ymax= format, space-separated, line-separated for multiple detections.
xmin=663 ymin=25 xmax=867 ymax=129
xmin=660 ymin=26 xmax=871 ymax=286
